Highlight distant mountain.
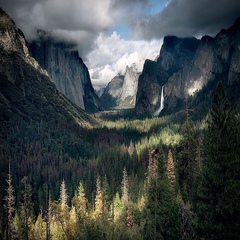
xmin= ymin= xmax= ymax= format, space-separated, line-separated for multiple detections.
xmin=0 ymin=9 xmax=95 ymax=130
xmin=95 ymin=87 xmax=105 ymax=98
xmin=29 ymin=32 xmax=101 ymax=113
xmin=101 ymin=64 xmax=140 ymax=109
xmin=136 ymin=18 xmax=240 ymax=117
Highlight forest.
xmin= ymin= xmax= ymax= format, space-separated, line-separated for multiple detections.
xmin=0 ymin=82 xmax=240 ymax=240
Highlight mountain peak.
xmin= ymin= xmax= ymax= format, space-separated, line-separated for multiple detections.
xmin=0 ymin=8 xmax=28 ymax=56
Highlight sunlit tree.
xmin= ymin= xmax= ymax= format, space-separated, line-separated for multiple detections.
xmin=4 ymin=160 xmax=15 ymax=240
xmin=19 ymin=176 xmax=34 ymax=240
xmin=59 ymin=179 xmax=68 ymax=208
xmin=121 ymin=167 xmax=129 ymax=206
xmin=94 ymin=175 xmax=103 ymax=217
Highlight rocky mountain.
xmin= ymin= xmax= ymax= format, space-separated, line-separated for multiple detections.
xmin=136 ymin=18 xmax=240 ymax=117
xmin=29 ymin=33 xmax=101 ymax=113
xmin=101 ymin=64 xmax=140 ymax=109
xmin=95 ymin=88 xmax=105 ymax=98
xmin=100 ymin=75 xmax=124 ymax=109
xmin=0 ymin=9 xmax=95 ymax=130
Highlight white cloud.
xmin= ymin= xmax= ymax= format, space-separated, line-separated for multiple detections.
xmin=86 ymin=32 xmax=162 ymax=89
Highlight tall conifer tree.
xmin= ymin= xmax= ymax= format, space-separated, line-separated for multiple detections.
xmin=195 ymin=82 xmax=240 ymax=239
xmin=4 ymin=160 xmax=15 ymax=240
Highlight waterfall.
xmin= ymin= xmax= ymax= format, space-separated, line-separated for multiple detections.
xmin=160 ymin=85 xmax=164 ymax=112
xmin=153 ymin=86 xmax=164 ymax=117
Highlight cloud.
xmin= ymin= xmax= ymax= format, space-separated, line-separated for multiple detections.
xmin=130 ymin=0 xmax=240 ymax=39
xmin=2 ymin=0 xmax=237 ymax=89
xmin=86 ymin=32 xmax=162 ymax=89
xmin=0 ymin=0 xmax=154 ymax=74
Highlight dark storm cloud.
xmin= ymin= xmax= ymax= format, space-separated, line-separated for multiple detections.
xmin=0 ymin=0 xmax=150 ymax=57
xmin=0 ymin=0 xmax=115 ymax=57
xmin=130 ymin=0 xmax=240 ymax=39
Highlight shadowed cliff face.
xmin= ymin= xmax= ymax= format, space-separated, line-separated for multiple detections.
xmin=136 ymin=18 xmax=240 ymax=117
xmin=29 ymin=35 xmax=101 ymax=113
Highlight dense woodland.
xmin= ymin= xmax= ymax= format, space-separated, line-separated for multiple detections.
xmin=0 ymin=82 xmax=240 ymax=240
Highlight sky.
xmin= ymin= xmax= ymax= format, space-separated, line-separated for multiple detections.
xmin=1 ymin=0 xmax=240 ymax=89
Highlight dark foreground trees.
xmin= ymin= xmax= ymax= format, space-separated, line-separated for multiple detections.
xmin=195 ymin=82 xmax=240 ymax=239
xmin=1 ymin=81 xmax=239 ymax=240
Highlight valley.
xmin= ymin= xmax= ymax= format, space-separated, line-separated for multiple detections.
xmin=0 ymin=8 xmax=240 ymax=240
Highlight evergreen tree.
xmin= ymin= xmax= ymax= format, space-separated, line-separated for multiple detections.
xmin=45 ymin=187 xmax=52 ymax=240
xmin=143 ymin=149 xmax=181 ymax=240
xmin=167 ymin=149 xmax=176 ymax=192
xmin=178 ymin=103 xmax=197 ymax=204
xmin=195 ymin=82 xmax=240 ymax=239
xmin=4 ymin=160 xmax=15 ymax=240
xmin=52 ymin=180 xmax=71 ymax=239
xmin=113 ymin=192 xmax=123 ymax=222
xmin=19 ymin=176 xmax=34 ymax=240
xmin=94 ymin=175 xmax=103 ymax=217
xmin=59 ymin=179 xmax=68 ymax=208
xmin=121 ymin=167 xmax=130 ymax=206
xmin=72 ymin=181 xmax=88 ymax=217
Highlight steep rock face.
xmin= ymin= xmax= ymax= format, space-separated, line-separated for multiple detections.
xmin=29 ymin=35 xmax=101 ymax=113
xmin=136 ymin=18 xmax=240 ymax=117
xmin=157 ymin=36 xmax=200 ymax=73
xmin=136 ymin=37 xmax=200 ymax=116
xmin=101 ymin=64 xmax=140 ymax=109
xmin=120 ymin=64 xmax=140 ymax=107
xmin=135 ymin=60 xmax=168 ymax=116
xmin=100 ymin=75 xmax=124 ymax=109
xmin=0 ymin=9 xmax=94 ymax=128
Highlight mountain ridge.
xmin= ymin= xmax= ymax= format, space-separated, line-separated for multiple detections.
xmin=135 ymin=17 xmax=240 ymax=117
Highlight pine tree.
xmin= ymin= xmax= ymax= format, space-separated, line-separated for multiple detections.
xmin=19 ymin=176 xmax=33 ymax=240
xmin=59 ymin=179 xmax=68 ymax=208
xmin=113 ymin=192 xmax=123 ymax=222
xmin=4 ymin=160 xmax=15 ymax=240
xmin=167 ymin=149 xmax=176 ymax=191
xmin=94 ymin=175 xmax=103 ymax=217
xmin=52 ymin=180 xmax=70 ymax=239
xmin=72 ymin=181 xmax=88 ymax=216
xmin=121 ymin=167 xmax=129 ymax=206
xmin=143 ymin=149 xmax=181 ymax=240
xmin=45 ymin=186 xmax=52 ymax=240
xmin=195 ymin=82 xmax=240 ymax=239
xmin=178 ymin=103 xmax=197 ymax=203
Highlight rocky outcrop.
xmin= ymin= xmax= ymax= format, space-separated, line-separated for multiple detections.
xmin=101 ymin=64 xmax=140 ymax=109
xmin=29 ymin=33 xmax=101 ymax=113
xmin=136 ymin=17 xmax=240 ymax=117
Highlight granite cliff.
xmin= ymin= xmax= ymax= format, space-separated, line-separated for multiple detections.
xmin=136 ymin=18 xmax=240 ymax=117
xmin=29 ymin=34 xmax=101 ymax=113
xmin=0 ymin=9 xmax=94 ymax=128
xmin=101 ymin=64 xmax=140 ymax=109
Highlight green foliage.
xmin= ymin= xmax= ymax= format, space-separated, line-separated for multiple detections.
xmin=195 ymin=82 xmax=240 ymax=239
xmin=177 ymin=105 xmax=198 ymax=204
xmin=143 ymin=150 xmax=181 ymax=239
xmin=1 ymin=73 xmax=239 ymax=240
